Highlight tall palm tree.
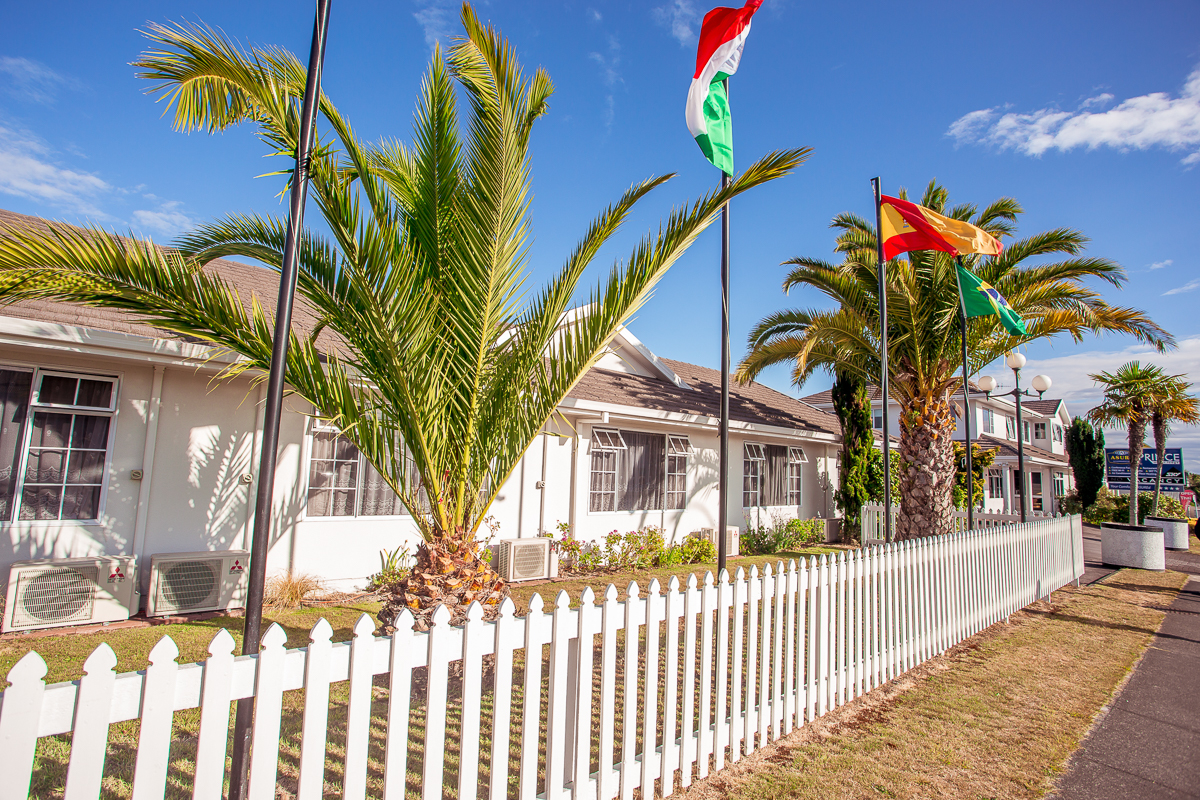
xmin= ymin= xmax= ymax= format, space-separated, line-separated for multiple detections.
xmin=737 ymin=181 xmax=1172 ymax=540
xmin=1087 ymin=361 xmax=1170 ymax=525
xmin=0 ymin=6 xmax=808 ymax=627
xmin=1148 ymin=376 xmax=1199 ymax=516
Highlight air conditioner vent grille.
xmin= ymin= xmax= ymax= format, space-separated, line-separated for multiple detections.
xmin=155 ymin=560 xmax=220 ymax=612
xmin=511 ymin=542 xmax=547 ymax=580
xmin=14 ymin=566 xmax=98 ymax=627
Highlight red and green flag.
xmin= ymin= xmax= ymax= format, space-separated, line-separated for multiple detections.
xmin=685 ymin=0 xmax=763 ymax=175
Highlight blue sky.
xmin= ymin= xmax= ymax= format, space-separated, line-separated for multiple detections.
xmin=3 ymin=0 xmax=1199 ymax=465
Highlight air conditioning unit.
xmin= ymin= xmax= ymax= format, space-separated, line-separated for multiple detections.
xmin=493 ymin=538 xmax=554 ymax=582
xmin=698 ymin=526 xmax=740 ymax=557
xmin=146 ymin=550 xmax=250 ymax=617
xmin=3 ymin=556 xmax=136 ymax=633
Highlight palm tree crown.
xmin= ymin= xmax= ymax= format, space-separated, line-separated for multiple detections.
xmin=739 ymin=180 xmax=1172 ymax=539
xmin=0 ymin=5 xmax=808 ymax=622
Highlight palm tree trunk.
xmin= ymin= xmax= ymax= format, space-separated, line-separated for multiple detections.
xmin=1128 ymin=417 xmax=1147 ymax=525
xmin=1151 ymin=413 xmax=1166 ymax=517
xmin=896 ymin=391 xmax=957 ymax=540
xmin=378 ymin=530 xmax=506 ymax=632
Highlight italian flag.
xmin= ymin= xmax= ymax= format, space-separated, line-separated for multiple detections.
xmin=686 ymin=0 xmax=763 ymax=175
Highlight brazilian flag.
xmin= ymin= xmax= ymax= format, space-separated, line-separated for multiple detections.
xmin=956 ymin=263 xmax=1027 ymax=336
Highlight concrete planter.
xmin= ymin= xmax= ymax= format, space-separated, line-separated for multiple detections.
xmin=1144 ymin=516 xmax=1189 ymax=550
xmin=1100 ymin=522 xmax=1165 ymax=570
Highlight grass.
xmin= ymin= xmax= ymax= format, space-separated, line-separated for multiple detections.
xmin=675 ymin=567 xmax=1191 ymax=800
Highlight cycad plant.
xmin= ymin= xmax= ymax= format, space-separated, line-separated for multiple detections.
xmin=1087 ymin=362 xmax=1174 ymax=525
xmin=1148 ymin=375 xmax=1198 ymax=516
xmin=0 ymin=5 xmax=808 ymax=627
xmin=737 ymin=180 xmax=1171 ymax=540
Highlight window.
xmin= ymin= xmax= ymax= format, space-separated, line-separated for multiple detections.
xmin=1023 ymin=420 xmax=1031 ymax=442
xmin=588 ymin=428 xmax=684 ymax=513
xmin=1030 ymin=472 xmax=1044 ymax=511
xmin=1052 ymin=424 xmax=1064 ymax=444
xmin=0 ymin=368 xmax=118 ymax=523
xmin=1034 ymin=422 xmax=1047 ymax=440
xmin=743 ymin=442 xmax=764 ymax=508
xmin=666 ymin=436 xmax=690 ymax=510
xmin=988 ymin=469 xmax=1003 ymax=499
xmin=306 ymin=424 xmax=411 ymax=517
xmin=787 ymin=447 xmax=806 ymax=505
xmin=872 ymin=410 xmax=884 ymax=430
xmin=1054 ymin=472 xmax=1066 ymax=498
xmin=982 ymin=407 xmax=995 ymax=435
xmin=1005 ymin=416 xmax=1016 ymax=440
xmin=743 ymin=442 xmax=801 ymax=508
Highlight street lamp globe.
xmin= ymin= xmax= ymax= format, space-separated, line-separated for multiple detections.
xmin=1005 ymin=352 xmax=1027 ymax=371
xmin=977 ymin=375 xmax=997 ymax=393
xmin=1031 ymin=374 xmax=1052 ymax=394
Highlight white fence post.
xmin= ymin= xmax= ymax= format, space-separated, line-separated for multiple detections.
xmin=194 ymin=629 xmax=237 ymax=800
xmin=132 ymin=636 xmax=179 ymax=800
xmin=247 ymin=624 xmax=287 ymax=800
xmin=0 ymin=652 xmax=48 ymax=800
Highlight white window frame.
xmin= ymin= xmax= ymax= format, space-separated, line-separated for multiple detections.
xmin=1023 ymin=420 xmax=1031 ymax=442
xmin=787 ymin=447 xmax=805 ymax=505
xmin=872 ymin=410 xmax=884 ymax=430
xmin=6 ymin=367 xmax=119 ymax=525
xmin=1006 ymin=417 xmax=1016 ymax=440
xmin=304 ymin=421 xmax=410 ymax=520
xmin=742 ymin=442 xmax=765 ymax=508
xmin=665 ymin=435 xmax=690 ymax=510
xmin=1030 ymin=472 xmax=1044 ymax=511
xmin=1052 ymin=424 xmax=1064 ymax=443
xmin=982 ymin=408 xmax=995 ymax=434
xmin=987 ymin=469 xmax=1003 ymax=499
xmin=1034 ymin=421 xmax=1046 ymax=440
xmin=1053 ymin=472 xmax=1066 ymax=498
xmin=590 ymin=428 xmax=626 ymax=452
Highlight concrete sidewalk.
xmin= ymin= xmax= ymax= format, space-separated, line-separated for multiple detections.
xmin=1052 ymin=540 xmax=1200 ymax=799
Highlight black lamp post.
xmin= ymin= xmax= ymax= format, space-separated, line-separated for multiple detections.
xmin=979 ymin=353 xmax=1051 ymax=523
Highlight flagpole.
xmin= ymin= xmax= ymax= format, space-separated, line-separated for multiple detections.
xmin=955 ymin=257 xmax=974 ymax=531
xmin=228 ymin=2 xmax=330 ymax=798
xmin=717 ymin=77 xmax=731 ymax=577
xmin=871 ymin=178 xmax=893 ymax=542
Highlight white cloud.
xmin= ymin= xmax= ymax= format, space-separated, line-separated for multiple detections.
xmin=1149 ymin=259 xmax=1172 ymax=271
xmin=653 ymin=0 xmax=702 ymax=47
xmin=0 ymin=56 xmax=76 ymax=104
xmin=1004 ymin=336 xmax=1200 ymax=467
xmin=1164 ymin=278 xmax=1200 ymax=296
xmin=588 ymin=36 xmax=622 ymax=132
xmin=947 ymin=66 xmax=1200 ymax=165
xmin=131 ymin=201 xmax=195 ymax=238
xmin=0 ymin=122 xmax=110 ymax=215
xmin=587 ymin=8 xmax=602 ymax=22
xmin=1079 ymin=93 xmax=1114 ymax=110
xmin=412 ymin=0 xmax=456 ymax=52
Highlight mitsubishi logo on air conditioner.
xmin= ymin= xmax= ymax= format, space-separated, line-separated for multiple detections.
xmin=230 ymin=559 xmax=245 ymax=573
xmin=108 ymin=566 xmax=126 ymax=583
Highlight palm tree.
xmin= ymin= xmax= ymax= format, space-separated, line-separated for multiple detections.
xmin=1148 ymin=376 xmax=1199 ymax=516
xmin=1086 ymin=361 xmax=1170 ymax=525
xmin=737 ymin=181 xmax=1172 ymax=540
xmin=0 ymin=6 xmax=808 ymax=628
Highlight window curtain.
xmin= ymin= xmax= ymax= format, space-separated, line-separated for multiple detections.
xmin=0 ymin=370 xmax=31 ymax=520
xmin=618 ymin=431 xmax=665 ymax=511
xmin=763 ymin=444 xmax=789 ymax=506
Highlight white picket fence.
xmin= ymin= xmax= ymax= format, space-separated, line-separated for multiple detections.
xmin=0 ymin=515 xmax=1084 ymax=800
xmin=859 ymin=503 xmax=1052 ymax=542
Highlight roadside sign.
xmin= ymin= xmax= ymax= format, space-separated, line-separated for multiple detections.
xmin=1105 ymin=448 xmax=1185 ymax=493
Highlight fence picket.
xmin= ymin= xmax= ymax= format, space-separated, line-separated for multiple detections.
xmin=640 ymin=580 xmax=662 ymax=791
xmin=679 ymin=575 xmax=698 ymax=785
xmin=744 ymin=566 xmax=759 ymax=752
xmin=64 ymin=643 xmax=117 ymax=800
xmin=458 ymin=603 xmax=487 ymax=800
xmin=697 ymin=572 xmax=715 ymax=777
xmin=247 ymin=625 xmax=287 ymax=800
xmin=194 ymin=629 xmax=236 ymax=800
xmin=344 ymin=614 xmax=377 ymax=800
xmin=756 ymin=564 xmax=772 ymax=746
xmin=0 ymin=652 xmax=47 ymax=800
xmin=424 ymin=606 xmax=455 ymax=800
xmin=385 ymin=609 xmax=418 ymax=800
xmin=805 ymin=558 xmax=818 ymax=721
xmin=712 ymin=570 xmax=731 ymax=772
xmin=546 ymin=592 xmax=573 ymax=800
xmin=573 ymin=588 xmax=599 ymax=800
xmin=597 ymin=585 xmax=620 ymax=800
xmin=130 ymin=637 xmax=178 ymax=800
xmin=520 ymin=595 xmax=549 ymax=800
xmin=783 ymin=561 xmax=797 ymax=732
xmin=730 ymin=569 xmax=746 ymax=762
xmin=772 ymin=562 xmax=785 ymax=738
xmin=620 ymin=582 xmax=643 ymax=800
xmin=661 ymin=577 xmax=682 ymax=796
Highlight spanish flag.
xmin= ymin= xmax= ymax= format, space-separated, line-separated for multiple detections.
xmin=879 ymin=195 xmax=1003 ymax=260
xmin=957 ymin=263 xmax=1028 ymax=336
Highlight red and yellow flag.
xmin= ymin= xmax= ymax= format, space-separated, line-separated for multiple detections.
xmin=879 ymin=195 xmax=1003 ymax=261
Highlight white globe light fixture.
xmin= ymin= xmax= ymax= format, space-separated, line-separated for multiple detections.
xmin=1031 ymin=374 xmax=1052 ymax=395
xmin=977 ymin=375 xmax=997 ymax=394
xmin=1005 ymin=352 xmax=1027 ymax=371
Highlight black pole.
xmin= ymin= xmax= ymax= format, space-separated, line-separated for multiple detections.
xmin=955 ymin=258 xmax=974 ymax=531
xmin=228 ymin=2 xmax=331 ymax=797
xmin=871 ymin=178 xmax=893 ymax=542
xmin=1014 ymin=367 xmax=1027 ymax=523
xmin=717 ymin=77 xmax=731 ymax=577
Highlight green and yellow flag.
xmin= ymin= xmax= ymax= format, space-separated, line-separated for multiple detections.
xmin=956 ymin=263 xmax=1027 ymax=336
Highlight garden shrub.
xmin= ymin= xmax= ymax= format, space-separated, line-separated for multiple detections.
xmin=680 ymin=535 xmax=717 ymax=564
xmin=742 ymin=515 xmax=825 ymax=555
xmin=553 ymin=524 xmax=710 ymax=573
